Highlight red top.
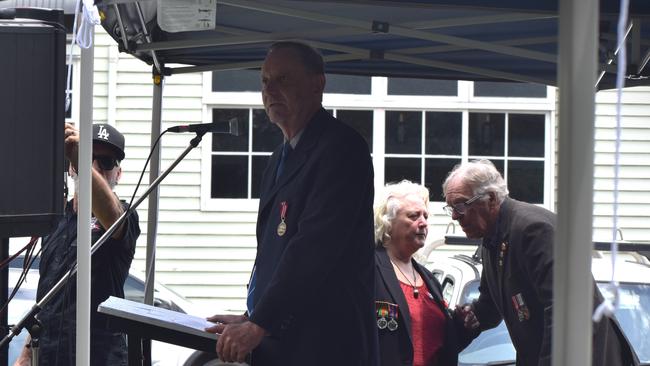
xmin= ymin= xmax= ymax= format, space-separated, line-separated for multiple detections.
xmin=399 ymin=281 xmax=446 ymax=366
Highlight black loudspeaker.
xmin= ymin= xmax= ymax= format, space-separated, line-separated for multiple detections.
xmin=0 ymin=8 xmax=66 ymax=237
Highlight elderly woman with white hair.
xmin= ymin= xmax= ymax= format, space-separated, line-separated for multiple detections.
xmin=374 ymin=180 xmax=461 ymax=366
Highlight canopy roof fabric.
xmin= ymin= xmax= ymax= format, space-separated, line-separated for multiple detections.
xmin=98 ymin=0 xmax=650 ymax=89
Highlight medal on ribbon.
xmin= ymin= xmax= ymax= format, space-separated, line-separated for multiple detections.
xmin=277 ymin=201 xmax=288 ymax=236
xmin=375 ymin=301 xmax=389 ymax=329
xmin=387 ymin=318 xmax=398 ymax=331
xmin=387 ymin=303 xmax=399 ymax=331
xmin=511 ymin=293 xmax=530 ymax=321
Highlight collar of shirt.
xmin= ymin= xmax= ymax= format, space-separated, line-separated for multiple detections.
xmin=287 ymin=128 xmax=304 ymax=149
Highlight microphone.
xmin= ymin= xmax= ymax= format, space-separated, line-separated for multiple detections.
xmin=167 ymin=118 xmax=241 ymax=136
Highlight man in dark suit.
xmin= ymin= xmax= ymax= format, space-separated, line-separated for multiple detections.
xmin=206 ymin=41 xmax=377 ymax=366
xmin=442 ymin=159 xmax=636 ymax=366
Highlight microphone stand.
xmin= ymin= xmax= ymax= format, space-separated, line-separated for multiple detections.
xmin=0 ymin=131 xmax=208 ymax=363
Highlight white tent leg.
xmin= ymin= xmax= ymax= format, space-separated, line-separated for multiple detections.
xmin=76 ymin=33 xmax=94 ymax=366
xmin=553 ymin=0 xmax=598 ymax=365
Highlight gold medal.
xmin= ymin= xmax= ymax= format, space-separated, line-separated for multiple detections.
xmin=277 ymin=220 xmax=287 ymax=236
xmin=277 ymin=201 xmax=288 ymax=236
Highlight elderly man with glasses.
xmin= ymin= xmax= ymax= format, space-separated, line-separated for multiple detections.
xmin=14 ymin=123 xmax=140 ymax=366
xmin=442 ymin=159 xmax=636 ymax=366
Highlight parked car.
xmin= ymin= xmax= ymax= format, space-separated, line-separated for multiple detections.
xmin=423 ymin=238 xmax=650 ymax=366
xmin=6 ymin=256 xmax=231 ymax=366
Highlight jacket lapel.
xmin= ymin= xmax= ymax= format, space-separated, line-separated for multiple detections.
xmin=259 ymin=146 xmax=280 ymax=202
xmin=376 ymin=247 xmax=412 ymax=344
xmin=257 ymin=108 xmax=328 ymax=215
xmin=485 ymin=197 xmax=513 ymax=314
xmin=264 ymin=149 xmax=307 ymax=199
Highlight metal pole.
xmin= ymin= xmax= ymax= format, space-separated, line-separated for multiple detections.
xmin=76 ymin=33 xmax=95 ymax=366
xmin=553 ymin=0 xmax=598 ymax=365
xmin=145 ymin=72 xmax=164 ymax=307
xmin=141 ymin=69 xmax=165 ymax=366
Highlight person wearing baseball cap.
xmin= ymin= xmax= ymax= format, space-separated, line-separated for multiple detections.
xmin=93 ymin=123 xmax=125 ymax=161
xmin=14 ymin=123 xmax=141 ymax=366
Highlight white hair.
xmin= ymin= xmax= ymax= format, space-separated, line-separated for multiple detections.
xmin=374 ymin=180 xmax=429 ymax=246
xmin=442 ymin=159 xmax=508 ymax=204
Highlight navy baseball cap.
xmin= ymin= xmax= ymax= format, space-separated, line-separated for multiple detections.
xmin=92 ymin=124 xmax=125 ymax=160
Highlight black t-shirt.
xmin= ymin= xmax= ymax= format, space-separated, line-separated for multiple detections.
xmin=36 ymin=200 xmax=140 ymax=365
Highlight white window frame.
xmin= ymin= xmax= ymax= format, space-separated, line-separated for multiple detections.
xmin=201 ymin=72 xmax=556 ymax=212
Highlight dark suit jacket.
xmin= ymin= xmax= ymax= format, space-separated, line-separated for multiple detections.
xmin=248 ymin=108 xmax=377 ymax=366
xmin=374 ymin=246 xmax=460 ymax=366
xmin=472 ymin=197 xmax=637 ymax=366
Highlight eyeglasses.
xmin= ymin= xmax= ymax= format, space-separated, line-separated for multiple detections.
xmin=443 ymin=194 xmax=485 ymax=216
xmin=93 ymin=155 xmax=119 ymax=171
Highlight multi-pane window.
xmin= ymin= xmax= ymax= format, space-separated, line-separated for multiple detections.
xmin=325 ymin=75 xmax=372 ymax=94
xmin=212 ymin=70 xmax=260 ymax=92
xmin=387 ymin=77 xmax=458 ymax=96
xmin=383 ymin=111 xmax=546 ymax=203
xmin=335 ymin=110 xmax=374 ymax=149
xmin=473 ymin=81 xmax=547 ymax=98
xmin=468 ymin=112 xmax=546 ymax=203
xmin=384 ymin=111 xmax=462 ymax=201
xmin=205 ymin=75 xmax=552 ymax=208
xmin=209 ymin=108 xmax=373 ymax=199
xmin=210 ymin=109 xmax=282 ymax=199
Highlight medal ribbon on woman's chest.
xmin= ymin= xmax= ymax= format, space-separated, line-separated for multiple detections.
xmin=376 ymin=301 xmax=399 ymax=331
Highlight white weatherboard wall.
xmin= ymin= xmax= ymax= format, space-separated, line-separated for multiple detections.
xmin=92 ymin=30 xmax=255 ymax=314
xmin=24 ymin=27 xmax=646 ymax=315
xmin=592 ymin=87 xmax=650 ymax=241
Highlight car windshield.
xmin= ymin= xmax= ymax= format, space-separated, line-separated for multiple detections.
xmin=597 ymin=282 xmax=650 ymax=364
xmin=458 ymin=280 xmax=516 ymax=366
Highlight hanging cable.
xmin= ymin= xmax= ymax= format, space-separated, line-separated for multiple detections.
xmin=593 ymin=0 xmax=628 ymax=323
xmin=0 ymin=237 xmax=42 ymax=318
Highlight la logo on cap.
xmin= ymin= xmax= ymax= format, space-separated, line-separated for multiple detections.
xmin=97 ymin=125 xmax=110 ymax=140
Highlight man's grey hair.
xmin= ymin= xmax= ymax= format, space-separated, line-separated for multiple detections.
xmin=442 ymin=159 xmax=509 ymax=204
xmin=268 ymin=41 xmax=324 ymax=75
xmin=374 ymin=180 xmax=429 ymax=247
